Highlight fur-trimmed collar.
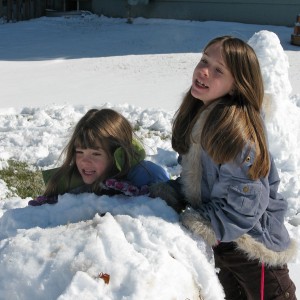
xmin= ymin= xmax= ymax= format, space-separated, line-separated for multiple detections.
xmin=181 ymin=101 xmax=217 ymax=208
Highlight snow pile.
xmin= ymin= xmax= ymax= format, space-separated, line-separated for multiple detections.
xmin=0 ymin=16 xmax=299 ymax=299
xmin=0 ymin=194 xmax=224 ymax=300
xmin=249 ymin=31 xmax=300 ymax=218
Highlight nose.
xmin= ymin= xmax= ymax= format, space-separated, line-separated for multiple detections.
xmin=81 ymin=154 xmax=92 ymax=164
xmin=200 ymin=67 xmax=209 ymax=77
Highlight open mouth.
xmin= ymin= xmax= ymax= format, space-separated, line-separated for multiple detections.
xmin=82 ymin=169 xmax=95 ymax=176
xmin=195 ymin=79 xmax=208 ymax=88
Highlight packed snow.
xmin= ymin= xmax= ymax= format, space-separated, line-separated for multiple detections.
xmin=0 ymin=14 xmax=299 ymax=299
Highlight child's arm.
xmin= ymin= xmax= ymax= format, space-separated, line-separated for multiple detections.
xmin=28 ymin=167 xmax=85 ymax=206
xmin=42 ymin=167 xmax=84 ymax=193
xmin=28 ymin=195 xmax=58 ymax=206
xmin=126 ymin=160 xmax=170 ymax=187
xmin=149 ymin=178 xmax=187 ymax=213
xmin=181 ymin=147 xmax=272 ymax=244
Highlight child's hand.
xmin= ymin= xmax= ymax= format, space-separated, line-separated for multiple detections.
xmin=104 ymin=179 xmax=149 ymax=196
xmin=149 ymin=182 xmax=186 ymax=213
xmin=180 ymin=206 xmax=218 ymax=246
xmin=28 ymin=195 xmax=58 ymax=206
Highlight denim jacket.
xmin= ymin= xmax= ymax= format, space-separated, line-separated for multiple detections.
xmin=179 ymin=101 xmax=296 ymax=266
xmin=180 ymin=146 xmax=297 ymax=266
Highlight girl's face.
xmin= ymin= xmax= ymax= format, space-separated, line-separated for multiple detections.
xmin=75 ymin=146 xmax=112 ymax=184
xmin=191 ymin=42 xmax=235 ymax=105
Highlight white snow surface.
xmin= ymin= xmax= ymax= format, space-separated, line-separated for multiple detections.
xmin=0 ymin=14 xmax=299 ymax=299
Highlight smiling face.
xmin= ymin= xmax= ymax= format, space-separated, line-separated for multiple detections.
xmin=191 ymin=42 xmax=235 ymax=105
xmin=75 ymin=146 xmax=112 ymax=185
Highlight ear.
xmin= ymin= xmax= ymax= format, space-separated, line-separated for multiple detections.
xmin=114 ymin=147 xmax=125 ymax=171
xmin=229 ymin=83 xmax=236 ymax=96
xmin=229 ymin=88 xmax=235 ymax=96
xmin=113 ymin=139 xmax=146 ymax=171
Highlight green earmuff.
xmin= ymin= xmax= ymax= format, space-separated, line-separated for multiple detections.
xmin=113 ymin=139 xmax=146 ymax=171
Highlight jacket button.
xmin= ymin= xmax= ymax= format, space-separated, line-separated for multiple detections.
xmin=243 ymin=186 xmax=249 ymax=193
xmin=285 ymin=291 xmax=290 ymax=298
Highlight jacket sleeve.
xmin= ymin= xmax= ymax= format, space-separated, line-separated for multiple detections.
xmin=196 ymin=147 xmax=271 ymax=242
xmin=42 ymin=167 xmax=84 ymax=195
xmin=149 ymin=177 xmax=187 ymax=213
xmin=126 ymin=160 xmax=170 ymax=187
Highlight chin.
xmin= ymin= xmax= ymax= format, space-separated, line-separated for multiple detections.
xmin=82 ymin=178 xmax=95 ymax=185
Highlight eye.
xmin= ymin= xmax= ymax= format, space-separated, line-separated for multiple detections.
xmin=216 ymin=68 xmax=223 ymax=74
xmin=93 ymin=151 xmax=102 ymax=156
xmin=92 ymin=148 xmax=106 ymax=156
xmin=75 ymin=149 xmax=83 ymax=154
xmin=200 ymin=58 xmax=207 ymax=64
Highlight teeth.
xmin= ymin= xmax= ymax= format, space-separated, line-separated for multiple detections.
xmin=84 ymin=170 xmax=95 ymax=175
xmin=196 ymin=79 xmax=208 ymax=88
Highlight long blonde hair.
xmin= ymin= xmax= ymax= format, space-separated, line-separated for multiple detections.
xmin=172 ymin=36 xmax=270 ymax=180
xmin=44 ymin=108 xmax=139 ymax=196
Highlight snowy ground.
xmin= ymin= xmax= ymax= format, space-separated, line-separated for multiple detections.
xmin=0 ymin=14 xmax=299 ymax=299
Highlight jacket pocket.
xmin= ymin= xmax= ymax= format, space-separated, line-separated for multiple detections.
xmin=227 ymin=180 xmax=262 ymax=216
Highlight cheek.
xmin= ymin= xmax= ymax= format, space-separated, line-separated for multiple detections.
xmin=227 ymin=81 xmax=235 ymax=94
xmin=97 ymin=158 xmax=111 ymax=172
xmin=192 ymin=66 xmax=199 ymax=79
xmin=75 ymin=157 xmax=81 ymax=167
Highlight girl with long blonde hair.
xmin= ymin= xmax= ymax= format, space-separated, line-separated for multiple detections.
xmin=152 ymin=36 xmax=296 ymax=299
